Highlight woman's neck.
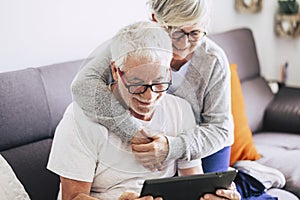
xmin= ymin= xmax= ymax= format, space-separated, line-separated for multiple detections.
xmin=171 ymin=59 xmax=188 ymax=71
xmin=171 ymin=54 xmax=193 ymax=71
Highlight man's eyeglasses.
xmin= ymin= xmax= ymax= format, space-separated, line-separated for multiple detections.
xmin=117 ymin=68 xmax=172 ymax=94
xmin=171 ymin=29 xmax=206 ymax=42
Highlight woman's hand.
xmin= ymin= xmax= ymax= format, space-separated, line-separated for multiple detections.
xmin=131 ymin=133 xmax=169 ymax=171
xmin=200 ymin=182 xmax=241 ymax=200
xmin=119 ymin=191 xmax=162 ymax=200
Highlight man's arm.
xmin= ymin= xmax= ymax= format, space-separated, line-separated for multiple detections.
xmin=71 ymin=40 xmax=142 ymax=143
xmin=60 ymin=177 xmax=97 ymax=200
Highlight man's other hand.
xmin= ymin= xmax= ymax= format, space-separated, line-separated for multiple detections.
xmin=119 ymin=191 xmax=162 ymax=200
xmin=200 ymin=182 xmax=241 ymax=200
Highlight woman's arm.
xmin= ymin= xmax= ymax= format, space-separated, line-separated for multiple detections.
xmin=167 ymin=56 xmax=233 ymax=161
xmin=60 ymin=177 xmax=97 ymax=200
xmin=71 ymin=41 xmax=142 ymax=142
xmin=178 ymin=165 xmax=203 ymax=176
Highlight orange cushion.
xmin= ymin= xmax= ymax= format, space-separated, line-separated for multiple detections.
xmin=230 ymin=64 xmax=261 ymax=166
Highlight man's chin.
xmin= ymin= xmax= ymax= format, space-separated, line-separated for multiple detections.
xmin=137 ymin=106 xmax=154 ymax=115
xmin=130 ymin=106 xmax=154 ymax=120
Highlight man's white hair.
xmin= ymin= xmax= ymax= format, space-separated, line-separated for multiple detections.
xmin=149 ymin=0 xmax=210 ymax=29
xmin=110 ymin=21 xmax=172 ymax=70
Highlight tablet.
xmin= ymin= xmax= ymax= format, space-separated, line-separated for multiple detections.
xmin=140 ymin=169 xmax=238 ymax=200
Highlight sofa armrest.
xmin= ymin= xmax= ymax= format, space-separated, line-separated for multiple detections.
xmin=263 ymin=86 xmax=300 ymax=133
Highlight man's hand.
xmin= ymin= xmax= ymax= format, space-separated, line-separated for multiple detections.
xmin=200 ymin=182 xmax=241 ymax=200
xmin=72 ymin=193 xmax=98 ymax=200
xmin=119 ymin=191 xmax=162 ymax=200
xmin=131 ymin=129 xmax=152 ymax=145
xmin=131 ymin=134 xmax=169 ymax=171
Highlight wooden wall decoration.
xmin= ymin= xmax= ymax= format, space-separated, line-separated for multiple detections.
xmin=235 ymin=0 xmax=263 ymax=13
xmin=275 ymin=13 xmax=300 ymax=38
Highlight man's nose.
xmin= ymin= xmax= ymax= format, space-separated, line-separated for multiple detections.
xmin=141 ymin=87 xmax=157 ymax=101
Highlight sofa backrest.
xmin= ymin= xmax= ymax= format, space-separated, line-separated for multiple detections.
xmin=0 ymin=60 xmax=82 ymax=200
xmin=209 ymin=28 xmax=274 ymax=133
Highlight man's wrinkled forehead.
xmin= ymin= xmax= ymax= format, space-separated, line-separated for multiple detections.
xmin=122 ymin=55 xmax=170 ymax=72
xmin=123 ymin=62 xmax=170 ymax=75
xmin=121 ymin=60 xmax=171 ymax=82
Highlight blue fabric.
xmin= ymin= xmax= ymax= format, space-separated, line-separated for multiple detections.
xmin=201 ymin=147 xmax=277 ymax=199
xmin=202 ymin=146 xmax=231 ymax=173
xmin=235 ymin=171 xmax=278 ymax=200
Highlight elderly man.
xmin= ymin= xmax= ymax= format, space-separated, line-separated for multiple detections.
xmin=47 ymin=21 xmax=240 ymax=200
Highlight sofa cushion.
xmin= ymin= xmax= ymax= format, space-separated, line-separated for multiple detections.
xmin=0 ymin=68 xmax=52 ymax=151
xmin=38 ymin=60 xmax=82 ymax=134
xmin=267 ymin=188 xmax=299 ymax=200
xmin=229 ymin=64 xmax=261 ymax=165
xmin=264 ymin=86 xmax=300 ymax=134
xmin=254 ymin=132 xmax=300 ymax=197
xmin=241 ymin=77 xmax=274 ymax=133
xmin=1 ymin=139 xmax=59 ymax=200
xmin=209 ymin=28 xmax=260 ymax=82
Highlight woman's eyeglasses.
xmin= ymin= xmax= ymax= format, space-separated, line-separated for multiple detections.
xmin=171 ymin=29 xmax=206 ymax=42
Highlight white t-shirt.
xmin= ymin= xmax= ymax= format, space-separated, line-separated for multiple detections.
xmin=47 ymin=94 xmax=201 ymax=200
xmin=169 ymin=60 xmax=191 ymax=93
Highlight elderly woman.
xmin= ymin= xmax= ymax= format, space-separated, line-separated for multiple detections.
xmin=72 ymin=0 xmax=233 ymax=174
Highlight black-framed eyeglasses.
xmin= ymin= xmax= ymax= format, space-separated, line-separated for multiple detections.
xmin=117 ymin=68 xmax=172 ymax=94
xmin=171 ymin=29 xmax=206 ymax=42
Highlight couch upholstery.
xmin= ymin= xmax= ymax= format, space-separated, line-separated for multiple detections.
xmin=0 ymin=60 xmax=82 ymax=200
xmin=0 ymin=28 xmax=299 ymax=199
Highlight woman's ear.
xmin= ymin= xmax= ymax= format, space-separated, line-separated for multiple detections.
xmin=111 ymin=61 xmax=118 ymax=81
xmin=151 ymin=13 xmax=157 ymax=22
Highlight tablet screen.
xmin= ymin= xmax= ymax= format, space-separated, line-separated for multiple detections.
xmin=140 ymin=169 xmax=237 ymax=200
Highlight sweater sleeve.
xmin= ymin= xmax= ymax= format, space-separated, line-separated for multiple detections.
xmin=166 ymin=46 xmax=234 ymax=161
xmin=71 ymin=41 xmax=142 ymax=143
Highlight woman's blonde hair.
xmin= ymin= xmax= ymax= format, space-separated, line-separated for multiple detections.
xmin=149 ymin=0 xmax=210 ymax=29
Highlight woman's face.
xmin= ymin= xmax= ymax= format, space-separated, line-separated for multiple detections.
xmin=170 ymin=22 xmax=206 ymax=60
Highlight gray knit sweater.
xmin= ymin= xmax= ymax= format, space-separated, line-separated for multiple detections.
xmin=71 ymin=37 xmax=234 ymax=161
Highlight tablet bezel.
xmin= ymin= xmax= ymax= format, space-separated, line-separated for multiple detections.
xmin=140 ymin=169 xmax=238 ymax=200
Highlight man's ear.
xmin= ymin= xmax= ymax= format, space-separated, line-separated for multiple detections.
xmin=110 ymin=61 xmax=118 ymax=81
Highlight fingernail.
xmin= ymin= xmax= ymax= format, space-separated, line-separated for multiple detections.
xmin=216 ymin=190 xmax=222 ymax=195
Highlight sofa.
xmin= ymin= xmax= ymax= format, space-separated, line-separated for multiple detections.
xmin=0 ymin=28 xmax=299 ymax=200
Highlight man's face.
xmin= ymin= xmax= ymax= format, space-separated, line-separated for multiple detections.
xmin=114 ymin=56 xmax=171 ymax=121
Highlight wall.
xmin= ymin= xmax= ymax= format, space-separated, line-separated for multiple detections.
xmin=1 ymin=0 xmax=299 ymax=86
xmin=210 ymin=0 xmax=300 ymax=87
xmin=0 ymin=0 xmax=148 ymax=71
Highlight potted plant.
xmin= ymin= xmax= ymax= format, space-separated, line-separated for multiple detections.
xmin=278 ymin=0 xmax=299 ymax=14
xmin=275 ymin=0 xmax=300 ymax=37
